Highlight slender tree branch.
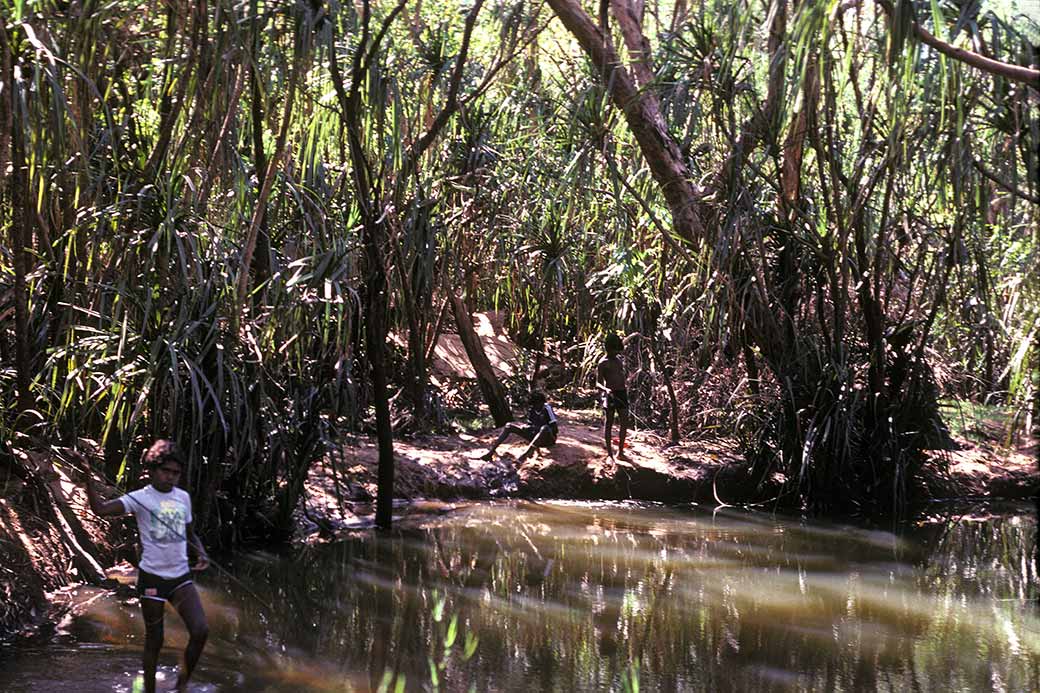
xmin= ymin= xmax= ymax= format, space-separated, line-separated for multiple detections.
xmin=545 ymin=0 xmax=706 ymax=242
xmin=235 ymin=26 xmax=307 ymax=325
xmin=358 ymin=0 xmax=411 ymax=95
xmin=407 ymin=0 xmax=486 ymax=166
xmin=875 ymin=0 xmax=1040 ymax=90
xmin=460 ymin=16 xmax=554 ymax=109
xmin=602 ymin=141 xmax=696 ymax=267
xmin=972 ymin=158 xmax=1040 ymax=205
xmin=609 ymin=0 xmax=654 ymax=89
xmin=200 ymin=61 xmax=246 ymax=209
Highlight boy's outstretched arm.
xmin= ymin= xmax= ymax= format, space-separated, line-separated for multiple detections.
xmin=83 ymin=468 xmax=126 ymax=517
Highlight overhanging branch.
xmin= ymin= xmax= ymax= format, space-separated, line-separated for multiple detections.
xmin=875 ymin=0 xmax=1040 ymax=90
xmin=972 ymin=158 xmax=1040 ymax=205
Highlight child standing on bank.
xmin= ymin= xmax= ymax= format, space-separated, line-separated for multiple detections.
xmin=597 ymin=333 xmax=630 ymax=460
xmin=82 ymin=439 xmax=209 ymax=693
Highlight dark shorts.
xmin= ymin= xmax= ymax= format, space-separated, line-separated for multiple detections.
xmin=137 ymin=569 xmax=193 ymax=602
xmin=603 ymin=388 xmax=629 ymax=411
xmin=516 ymin=423 xmax=557 ymax=446
xmin=530 ymin=425 xmax=558 ymax=447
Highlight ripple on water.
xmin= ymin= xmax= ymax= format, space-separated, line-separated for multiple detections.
xmin=3 ymin=500 xmax=1037 ymax=692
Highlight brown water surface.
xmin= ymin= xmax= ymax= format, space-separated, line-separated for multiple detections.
xmin=1 ymin=500 xmax=1037 ymax=692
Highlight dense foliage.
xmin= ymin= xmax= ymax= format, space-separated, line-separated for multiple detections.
xmin=1 ymin=0 xmax=1037 ymax=538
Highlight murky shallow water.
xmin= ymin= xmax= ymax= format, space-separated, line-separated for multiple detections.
xmin=1 ymin=500 xmax=1038 ymax=692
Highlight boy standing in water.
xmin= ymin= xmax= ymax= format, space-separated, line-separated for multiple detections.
xmin=597 ymin=333 xmax=630 ymax=460
xmin=83 ymin=439 xmax=209 ymax=693
xmin=480 ymin=391 xmax=559 ymax=462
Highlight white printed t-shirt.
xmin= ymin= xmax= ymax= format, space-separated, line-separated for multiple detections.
xmin=118 ymin=485 xmax=193 ymax=578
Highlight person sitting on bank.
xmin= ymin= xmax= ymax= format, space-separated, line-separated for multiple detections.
xmin=82 ymin=439 xmax=210 ymax=693
xmin=480 ymin=391 xmax=559 ymax=462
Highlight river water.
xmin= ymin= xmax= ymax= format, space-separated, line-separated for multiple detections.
xmin=1 ymin=500 xmax=1037 ymax=692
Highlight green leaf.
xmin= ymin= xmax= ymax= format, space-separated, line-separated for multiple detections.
xmin=428 ymin=656 xmax=440 ymax=688
xmin=376 ymin=669 xmax=394 ymax=693
xmin=463 ymin=631 xmax=479 ymax=660
xmin=444 ymin=615 xmax=458 ymax=649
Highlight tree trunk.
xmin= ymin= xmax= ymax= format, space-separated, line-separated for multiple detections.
xmin=38 ymin=457 xmax=106 ymax=583
xmin=0 ymin=22 xmax=10 ymax=173
xmin=248 ymin=0 xmax=272 ymax=285
xmin=450 ymin=291 xmax=514 ymax=427
xmin=545 ymin=0 xmax=706 ymax=243
xmin=328 ymin=3 xmax=398 ymax=529
xmin=390 ymin=225 xmax=429 ymax=424
xmin=144 ymin=2 xmax=194 ymax=181
xmin=874 ymin=0 xmax=1040 ymax=90
xmin=366 ymin=251 xmax=395 ymax=529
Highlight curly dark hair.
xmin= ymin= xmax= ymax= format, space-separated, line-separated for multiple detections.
xmin=142 ymin=439 xmax=184 ymax=468
xmin=604 ymin=333 xmax=623 ymax=352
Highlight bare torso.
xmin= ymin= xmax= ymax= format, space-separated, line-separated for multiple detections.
xmin=597 ymin=355 xmax=627 ymax=391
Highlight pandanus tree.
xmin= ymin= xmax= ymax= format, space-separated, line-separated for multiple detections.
xmin=1 ymin=0 xmax=1036 ymax=533
xmin=324 ymin=0 xmax=547 ymax=524
xmin=0 ymin=0 xmax=541 ymax=537
xmin=0 ymin=2 xmax=361 ymax=541
xmin=543 ymin=0 xmax=1038 ymax=511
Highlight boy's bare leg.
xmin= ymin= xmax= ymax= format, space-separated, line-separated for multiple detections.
xmin=604 ymin=408 xmax=615 ymax=458
xmin=518 ymin=427 xmax=554 ymax=461
xmin=140 ymin=598 xmax=166 ymax=693
xmin=480 ymin=426 xmax=513 ymax=460
xmin=171 ymin=584 xmax=209 ymax=692
xmin=617 ymin=409 xmax=630 ymax=461
xmin=481 ymin=424 xmax=528 ymax=460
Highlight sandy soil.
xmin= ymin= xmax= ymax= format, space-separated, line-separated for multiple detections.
xmin=921 ymin=433 xmax=1038 ymax=499
xmin=299 ymin=411 xmax=1037 ymax=541
xmin=297 ymin=407 xmax=751 ymax=535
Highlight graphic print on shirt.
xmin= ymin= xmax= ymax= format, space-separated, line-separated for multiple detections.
xmin=147 ymin=499 xmax=187 ymax=544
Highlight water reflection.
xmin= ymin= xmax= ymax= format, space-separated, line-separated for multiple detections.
xmin=1 ymin=501 xmax=1037 ymax=692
